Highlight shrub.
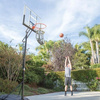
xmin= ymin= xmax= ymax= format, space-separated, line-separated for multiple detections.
xmin=24 ymin=85 xmax=33 ymax=91
xmin=86 ymin=78 xmax=99 ymax=91
xmin=42 ymin=64 xmax=54 ymax=71
xmin=0 ymin=78 xmax=18 ymax=93
xmin=71 ymin=68 xmax=100 ymax=91
xmin=24 ymin=71 xmax=40 ymax=84
xmin=44 ymin=72 xmax=61 ymax=89
xmin=36 ymin=87 xmax=50 ymax=94
xmin=56 ymin=71 xmax=65 ymax=82
xmin=55 ymin=71 xmax=65 ymax=89
xmin=17 ymin=66 xmax=45 ymax=84
xmin=91 ymin=64 xmax=100 ymax=68
xmin=71 ymin=68 xmax=100 ymax=82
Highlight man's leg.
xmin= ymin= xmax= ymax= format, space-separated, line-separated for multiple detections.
xmin=70 ymin=85 xmax=73 ymax=96
xmin=69 ymin=77 xmax=73 ymax=96
xmin=65 ymin=85 xmax=67 ymax=96
xmin=70 ymin=85 xmax=73 ymax=91
xmin=65 ymin=85 xmax=68 ymax=91
xmin=65 ymin=77 xmax=68 ymax=96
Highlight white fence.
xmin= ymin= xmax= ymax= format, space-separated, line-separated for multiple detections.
xmin=54 ymin=79 xmax=100 ymax=91
xmin=72 ymin=80 xmax=89 ymax=91
xmin=72 ymin=80 xmax=100 ymax=91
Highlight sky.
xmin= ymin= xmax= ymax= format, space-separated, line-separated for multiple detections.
xmin=0 ymin=0 xmax=100 ymax=54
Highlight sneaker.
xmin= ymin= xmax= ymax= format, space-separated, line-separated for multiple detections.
xmin=71 ymin=91 xmax=73 ymax=96
xmin=65 ymin=91 xmax=67 ymax=96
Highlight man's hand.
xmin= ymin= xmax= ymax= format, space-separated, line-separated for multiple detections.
xmin=68 ymin=56 xmax=70 ymax=60
xmin=65 ymin=56 xmax=68 ymax=59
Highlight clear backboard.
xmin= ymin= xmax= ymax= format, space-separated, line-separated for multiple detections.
xmin=22 ymin=5 xmax=46 ymax=45
xmin=23 ymin=5 xmax=41 ymax=30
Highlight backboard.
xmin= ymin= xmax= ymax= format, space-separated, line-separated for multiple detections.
xmin=23 ymin=5 xmax=41 ymax=30
xmin=23 ymin=5 xmax=46 ymax=45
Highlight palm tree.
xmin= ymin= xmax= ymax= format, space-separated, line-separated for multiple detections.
xmin=35 ymin=41 xmax=48 ymax=54
xmin=92 ymin=24 xmax=100 ymax=63
xmin=35 ymin=41 xmax=55 ymax=62
xmin=80 ymin=42 xmax=91 ymax=53
xmin=79 ymin=26 xmax=94 ymax=64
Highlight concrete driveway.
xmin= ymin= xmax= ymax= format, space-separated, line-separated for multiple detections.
xmin=26 ymin=91 xmax=100 ymax=100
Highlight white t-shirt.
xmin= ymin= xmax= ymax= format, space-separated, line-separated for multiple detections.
xmin=65 ymin=65 xmax=71 ymax=77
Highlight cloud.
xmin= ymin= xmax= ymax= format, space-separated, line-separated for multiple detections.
xmin=0 ymin=0 xmax=100 ymax=54
xmin=0 ymin=25 xmax=22 ymax=42
xmin=0 ymin=24 xmax=38 ymax=54
xmin=44 ymin=0 xmax=100 ymax=43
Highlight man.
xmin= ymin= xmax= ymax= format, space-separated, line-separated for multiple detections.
xmin=65 ymin=56 xmax=73 ymax=96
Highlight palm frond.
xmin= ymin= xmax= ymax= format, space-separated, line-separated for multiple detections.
xmin=79 ymin=32 xmax=88 ymax=38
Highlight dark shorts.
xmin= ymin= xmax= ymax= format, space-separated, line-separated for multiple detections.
xmin=65 ymin=77 xmax=72 ymax=86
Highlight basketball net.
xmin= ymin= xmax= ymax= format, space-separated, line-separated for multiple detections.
xmin=32 ymin=23 xmax=46 ymax=45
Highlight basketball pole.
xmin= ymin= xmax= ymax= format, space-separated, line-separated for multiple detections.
xmin=22 ymin=29 xmax=32 ymax=100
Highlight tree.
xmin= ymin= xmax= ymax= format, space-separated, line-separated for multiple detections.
xmin=0 ymin=41 xmax=22 ymax=81
xmin=52 ymin=38 xmax=75 ymax=71
xmin=79 ymin=42 xmax=91 ymax=53
xmin=79 ymin=26 xmax=95 ymax=64
xmin=36 ymin=40 xmax=55 ymax=62
xmin=92 ymin=24 xmax=100 ymax=63
xmin=72 ymin=44 xmax=90 ymax=69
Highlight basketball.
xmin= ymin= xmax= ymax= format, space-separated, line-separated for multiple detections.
xmin=59 ymin=33 xmax=64 ymax=37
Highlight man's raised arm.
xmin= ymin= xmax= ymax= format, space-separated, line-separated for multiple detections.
xmin=68 ymin=56 xmax=72 ymax=69
xmin=65 ymin=57 xmax=67 ymax=67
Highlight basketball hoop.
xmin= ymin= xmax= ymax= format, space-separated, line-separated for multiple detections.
xmin=32 ymin=23 xmax=46 ymax=45
xmin=22 ymin=5 xmax=46 ymax=100
xmin=32 ymin=23 xmax=47 ymax=30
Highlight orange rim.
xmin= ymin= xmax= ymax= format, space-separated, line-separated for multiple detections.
xmin=32 ymin=26 xmax=36 ymax=29
xmin=32 ymin=23 xmax=47 ymax=30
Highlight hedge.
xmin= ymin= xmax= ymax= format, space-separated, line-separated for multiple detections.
xmin=56 ymin=71 xmax=65 ymax=82
xmin=17 ymin=66 xmax=45 ymax=84
xmin=91 ymin=64 xmax=100 ymax=68
xmin=72 ymin=68 xmax=100 ymax=82
xmin=56 ymin=68 xmax=100 ymax=83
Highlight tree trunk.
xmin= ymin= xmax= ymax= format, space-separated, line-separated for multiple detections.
xmin=96 ymin=41 xmax=99 ymax=63
xmin=90 ymin=40 xmax=95 ymax=64
xmin=94 ymin=51 xmax=97 ymax=64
